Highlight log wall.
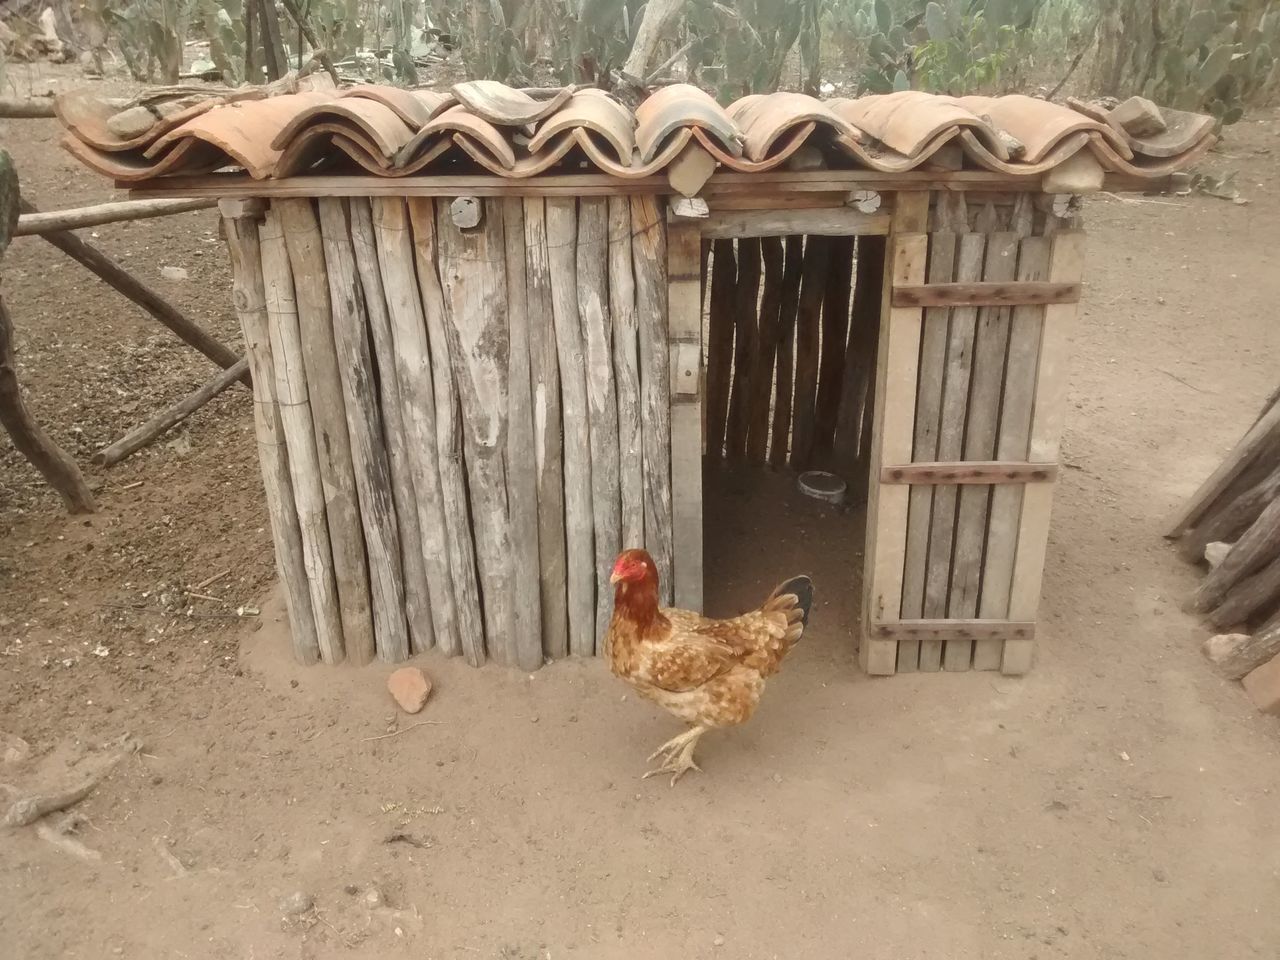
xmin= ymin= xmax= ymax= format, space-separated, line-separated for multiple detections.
xmin=221 ymin=196 xmax=674 ymax=666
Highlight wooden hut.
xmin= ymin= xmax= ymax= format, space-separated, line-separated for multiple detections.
xmin=57 ymin=82 xmax=1215 ymax=675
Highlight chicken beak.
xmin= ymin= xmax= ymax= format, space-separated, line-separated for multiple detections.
xmin=609 ymin=569 xmax=623 ymax=585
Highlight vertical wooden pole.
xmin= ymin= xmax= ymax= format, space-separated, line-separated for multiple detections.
xmin=745 ymin=236 xmax=784 ymax=464
xmin=317 ymin=198 xmax=410 ymax=664
xmin=704 ymin=239 xmax=736 ymax=461
xmin=501 ymin=197 xmax=545 ymax=671
xmin=789 ymin=236 xmax=830 ymax=471
xmin=368 ymin=197 xmax=461 ymax=657
xmin=546 ymin=198 xmax=597 ymax=655
xmin=814 ymin=235 xmax=854 ymax=454
xmin=407 ymin=198 xmax=486 ymax=666
xmin=769 ymin=236 xmax=804 ymax=470
xmin=351 ymin=198 xmax=434 ymax=655
xmin=435 ymin=199 xmax=514 ymax=665
xmin=847 ymin=235 xmax=888 ymax=504
xmin=632 ymin=195 xmax=673 ymax=605
xmin=668 ymin=220 xmax=704 ymax=612
xmin=258 ymin=206 xmax=345 ymax=664
xmin=276 ymin=198 xmax=374 ymax=665
xmin=609 ymin=196 xmax=644 ymax=551
xmin=221 ymin=200 xmax=319 ymax=665
xmin=725 ymin=237 xmax=761 ymax=459
xmin=1003 ymin=229 xmax=1085 ymax=675
xmin=860 ymin=191 xmax=928 ymax=676
xmin=579 ymin=198 xmax=623 ymax=648
xmin=525 ymin=199 xmax=569 ymax=659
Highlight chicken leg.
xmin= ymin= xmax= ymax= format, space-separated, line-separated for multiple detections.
xmin=642 ymin=725 xmax=708 ymax=786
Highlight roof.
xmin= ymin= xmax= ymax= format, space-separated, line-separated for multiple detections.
xmin=55 ymin=80 xmax=1216 ymax=187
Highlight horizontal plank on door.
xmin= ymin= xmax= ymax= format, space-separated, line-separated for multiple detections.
xmin=891 ymin=281 xmax=1081 ymax=308
xmin=881 ymin=461 xmax=1059 ymax=485
xmin=869 ymin=619 xmax=1036 ymax=642
xmin=699 ymin=208 xmax=891 ymax=239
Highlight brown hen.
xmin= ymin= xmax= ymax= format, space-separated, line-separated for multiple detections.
xmin=605 ymin=548 xmax=813 ymax=785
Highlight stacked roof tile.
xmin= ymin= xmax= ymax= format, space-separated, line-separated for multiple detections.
xmin=56 ymin=81 xmax=1216 ymax=184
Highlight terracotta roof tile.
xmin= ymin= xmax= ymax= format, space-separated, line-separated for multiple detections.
xmin=55 ymin=82 xmax=1214 ymax=186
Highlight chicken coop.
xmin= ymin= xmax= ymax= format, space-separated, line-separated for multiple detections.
xmin=56 ymin=81 xmax=1214 ymax=675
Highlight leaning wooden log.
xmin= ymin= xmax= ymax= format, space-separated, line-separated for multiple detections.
xmin=277 ymin=198 xmax=375 ymax=665
xmin=368 ymin=199 xmax=455 ymax=655
xmin=546 ymin=198 xmax=596 ymax=654
xmin=1179 ymin=459 xmax=1280 ymax=562
xmin=1203 ymin=628 xmax=1280 ymax=681
xmin=93 ymin=356 xmax=248 ymax=467
xmin=1193 ymin=496 xmax=1280 ymax=613
xmin=14 ymin=198 xmax=217 ymax=237
xmin=1207 ymin=552 xmax=1280 ymax=630
xmin=609 ymin=195 xmax=644 ymax=550
xmin=259 ymin=208 xmax=345 ymax=664
xmin=20 ymin=199 xmax=247 ymax=384
xmin=502 ymin=196 xmax=546 ymax=672
xmin=579 ymin=198 xmax=622 ymax=645
xmin=0 ymin=97 xmax=56 ymax=119
xmin=349 ymin=198 xmax=434 ymax=655
xmin=631 ymin=195 xmax=673 ymax=605
xmin=435 ymin=199 xmax=515 ymax=665
xmin=407 ymin=198 xmax=486 ymax=667
xmin=221 ymin=200 xmax=319 ymax=665
xmin=317 ymin=198 xmax=409 ymax=664
xmin=524 ymin=198 xmax=569 ymax=660
xmin=0 ymin=293 xmax=96 ymax=514
xmin=725 ymin=237 xmax=761 ymax=459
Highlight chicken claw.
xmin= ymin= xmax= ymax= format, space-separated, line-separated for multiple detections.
xmin=642 ymin=726 xmax=707 ymax=786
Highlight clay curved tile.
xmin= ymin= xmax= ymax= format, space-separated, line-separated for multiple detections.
xmin=957 ymin=95 xmax=1132 ymax=163
xmin=833 ymin=128 xmax=962 ymax=173
xmin=578 ymin=126 xmax=693 ymax=179
xmin=451 ymin=131 xmax=578 ymax=178
xmin=957 ymin=129 xmax=1092 ymax=175
xmin=727 ymin=92 xmax=861 ymax=162
xmin=1088 ymin=131 xmax=1217 ymax=177
xmin=693 ymin=122 xmax=815 ymax=173
xmin=274 ymin=123 xmax=392 ymax=177
xmin=635 ymin=83 xmax=742 ymax=164
xmin=338 ymin=85 xmax=454 ymax=129
xmin=396 ymin=105 xmax=516 ymax=171
xmin=1066 ymin=97 xmax=1213 ymax=159
xmin=56 ymin=89 xmax=219 ymax=152
xmin=829 ymin=92 xmax=1007 ymax=161
xmin=146 ymin=91 xmax=337 ymax=178
xmin=269 ymin=98 xmax=415 ymax=160
xmin=528 ymin=89 xmax=634 ymax=166
xmin=451 ymin=80 xmax=572 ymax=126
xmin=60 ymin=134 xmax=226 ymax=182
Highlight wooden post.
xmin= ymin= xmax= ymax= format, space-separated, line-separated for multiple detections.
xmin=221 ymin=200 xmax=318 ymax=664
xmin=546 ymin=198 xmax=597 ymax=655
xmin=769 ymin=236 xmax=804 ymax=470
xmin=704 ymin=239 xmax=736 ymax=460
xmin=316 ymin=198 xmax=410 ymax=664
xmin=745 ymin=236 xmax=785 ymax=464
xmin=502 ymin=197 xmax=546 ymax=672
xmin=524 ymin=199 xmax=569 ymax=659
xmin=406 ymin=198 xmax=486 ymax=665
xmin=277 ymin=198 xmax=375 ymax=666
xmin=579 ymin=198 xmax=622 ymax=647
xmin=1003 ymin=230 xmax=1085 ymax=675
xmin=631 ymin=195 xmax=674 ymax=605
xmin=435 ymin=199 xmax=515 ymax=665
xmin=789 ymin=236 xmax=830 ymax=470
xmin=860 ymin=192 xmax=929 ymax=675
xmin=725 ymin=237 xmax=761 ymax=459
xmin=609 ymin=196 xmax=645 ymax=551
xmin=814 ymin=236 xmax=854 ymax=453
xmin=668 ymin=220 xmax=704 ymax=611
xmin=259 ymin=207 xmax=345 ymax=664
xmin=848 ymin=235 xmax=888 ymax=504
xmin=350 ymin=198 xmax=435 ymax=656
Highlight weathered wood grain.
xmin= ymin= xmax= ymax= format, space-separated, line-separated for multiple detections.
xmin=704 ymin=239 xmax=737 ymax=459
xmin=789 ymin=236 xmax=830 ymax=470
xmin=814 ymin=235 xmax=854 ymax=455
xmin=745 ymin=237 xmax=785 ymax=463
xmin=769 ymin=235 xmax=804 ymax=469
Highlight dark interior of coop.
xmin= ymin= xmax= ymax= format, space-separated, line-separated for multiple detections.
xmin=698 ymin=231 xmax=885 ymax=629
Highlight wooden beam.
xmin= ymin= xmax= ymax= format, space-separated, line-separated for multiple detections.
xmin=668 ymin=220 xmax=703 ymax=612
xmin=881 ymin=461 xmax=1059 ymax=484
xmin=0 ymin=98 xmax=56 ymax=118
xmin=891 ymin=280 xmax=1081 ymax=308
xmin=699 ymin=208 xmax=891 ymax=239
xmin=14 ymin=198 xmax=217 ymax=236
xmin=93 ymin=357 xmax=249 ymax=466
xmin=869 ymin=619 xmax=1036 ymax=642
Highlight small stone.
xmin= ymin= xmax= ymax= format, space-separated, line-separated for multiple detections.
xmin=2 ymin=735 xmax=31 ymax=765
xmin=160 ymin=265 xmax=189 ymax=282
xmin=343 ymin=884 xmax=359 ymax=896
xmin=713 ymin=935 xmax=726 ymax=947
xmin=1152 ymin=868 xmax=1167 ymax=883
xmin=363 ymin=886 xmax=385 ymax=908
xmin=387 ymin=667 xmax=433 ymax=714
xmin=279 ymin=891 xmax=313 ymax=916
xmin=1110 ymin=96 xmax=1167 ymax=137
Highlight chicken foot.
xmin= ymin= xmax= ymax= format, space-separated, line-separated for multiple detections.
xmin=642 ymin=726 xmax=708 ymax=786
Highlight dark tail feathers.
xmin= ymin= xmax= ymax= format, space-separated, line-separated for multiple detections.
xmin=768 ymin=575 xmax=813 ymax=636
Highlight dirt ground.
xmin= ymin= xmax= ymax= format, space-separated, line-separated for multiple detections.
xmin=3 ymin=65 xmax=1280 ymax=960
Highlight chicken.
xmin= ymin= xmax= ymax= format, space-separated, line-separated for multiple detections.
xmin=604 ymin=548 xmax=812 ymax=785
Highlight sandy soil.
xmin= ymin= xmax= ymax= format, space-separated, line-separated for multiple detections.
xmin=2 ymin=65 xmax=1280 ymax=960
